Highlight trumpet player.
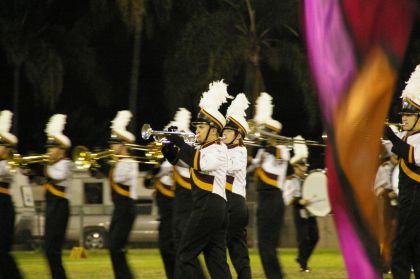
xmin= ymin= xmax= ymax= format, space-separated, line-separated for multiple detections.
xmin=168 ymin=108 xmax=206 ymax=279
xmin=161 ymin=80 xmax=232 ymax=278
xmin=90 ymin=110 xmax=138 ymax=279
xmin=375 ymin=138 xmax=398 ymax=273
xmin=384 ymin=65 xmax=420 ymax=279
xmin=0 ymin=110 xmax=23 ymax=279
xmin=283 ymin=137 xmax=318 ymax=273
xmin=222 ymin=93 xmax=252 ymax=279
xmin=250 ymin=92 xmax=290 ymax=279
xmin=22 ymin=114 xmax=73 ymax=279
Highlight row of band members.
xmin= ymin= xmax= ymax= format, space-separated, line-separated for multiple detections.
xmin=0 ymin=85 xmax=317 ymax=279
xmin=0 ymin=79 xmax=408 ymax=279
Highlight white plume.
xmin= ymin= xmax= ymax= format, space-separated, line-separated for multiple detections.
xmin=111 ymin=110 xmax=132 ymax=130
xmin=290 ymin=135 xmax=309 ymax=165
xmin=254 ymin=92 xmax=274 ymax=125
xmin=199 ymin=80 xmax=233 ymax=110
xmin=401 ymin=65 xmax=420 ymax=104
xmin=174 ymin=108 xmax=191 ymax=131
xmin=45 ymin=114 xmax=67 ymax=135
xmin=0 ymin=110 xmax=13 ymax=132
xmin=226 ymin=93 xmax=249 ymax=118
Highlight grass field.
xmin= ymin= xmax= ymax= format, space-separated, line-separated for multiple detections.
xmin=15 ymin=248 xmax=392 ymax=278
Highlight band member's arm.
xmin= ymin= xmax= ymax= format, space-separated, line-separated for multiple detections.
xmin=113 ymin=160 xmax=138 ymax=184
xmin=283 ymin=178 xmax=301 ymax=205
xmin=227 ymin=148 xmax=247 ymax=172
xmin=384 ymin=126 xmax=413 ymax=162
xmin=374 ymin=165 xmax=387 ymax=197
xmin=0 ymin=160 xmax=10 ymax=176
xmin=161 ymin=143 xmax=180 ymax=165
xmin=46 ymin=160 xmax=72 ymax=181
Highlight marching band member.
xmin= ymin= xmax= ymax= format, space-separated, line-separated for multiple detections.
xmin=384 ymin=65 xmax=420 ymax=279
xmin=153 ymin=158 xmax=175 ymax=279
xmin=91 ymin=111 xmax=138 ymax=279
xmin=222 ymin=93 xmax=252 ymax=279
xmin=170 ymin=109 xmax=206 ymax=279
xmin=0 ymin=110 xmax=23 ymax=279
xmin=252 ymin=93 xmax=290 ymax=279
xmin=24 ymin=114 xmax=73 ymax=279
xmin=161 ymin=80 xmax=232 ymax=278
xmin=283 ymin=137 xmax=318 ymax=272
xmin=375 ymin=139 xmax=398 ymax=273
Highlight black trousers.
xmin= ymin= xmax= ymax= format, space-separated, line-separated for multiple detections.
xmin=109 ymin=197 xmax=136 ymax=279
xmin=156 ymin=192 xmax=176 ymax=279
xmin=257 ymin=189 xmax=285 ymax=279
xmin=292 ymin=206 xmax=319 ymax=269
xmin=391 ymin=183 xmax=420 ymax=279
xmin=0 ymin=195 xmax=23 ymax=279
xmin=176 ymin=194 xmax=231 ymax=279
xmin=173 ymin=187 xmax=206 ymax=279
xmin=226 ymin=192 xmax=251 ymax=279
xmin=44 ymin=198 xmax=69 ymax=279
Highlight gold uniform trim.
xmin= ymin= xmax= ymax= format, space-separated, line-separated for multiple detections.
xmin=155 ymin=181 xmax=175 ymax=198
xmin=193 ymin=150 xmax=200 ymax=170
xmin=44 ymin=183 xmax=66 ymax=198
xmin=256 ymin=167 xmax=278 ymax=187
xmin=173 ymin=168 xmax=191 ymax=190
xmin=226 ymin=182 xmax=233 ymax=191
xmin=276 ymin=148 xmax=281 ymax=159
xmin=408 ymin=146 xmax=414 ymax=164
xmin=0 ymin=187 xmax=10 ymax=195
xmin=109 ymin=168 xmax=131 ymax=197
xmin=190 ymin=170 xmax=213 ymax=192
xmin=400 ymin=159 xmax=420 ymax=182
xmin=111 ymin=181 xmax=130 ymax=197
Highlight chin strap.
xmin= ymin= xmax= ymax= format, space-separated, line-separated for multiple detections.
xmin=407 ymin=114 xmax=420 ymax=131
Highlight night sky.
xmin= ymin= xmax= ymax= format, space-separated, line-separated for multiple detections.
xmin=1 ymin=0 xmax=420 ymax=170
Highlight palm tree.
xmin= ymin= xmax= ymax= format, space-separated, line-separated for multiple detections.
xmin=163 ymin=0 xmax=318 ymax=127
xmin=0 ymin=0 xmax=64 ymax=134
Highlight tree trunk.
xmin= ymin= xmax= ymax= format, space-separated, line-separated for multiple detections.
xmin=243 ymin=61 xmax=265 ymax=116
xmin=128 ymin=10 xmax=143 ymax=133
xmin=12 ymin=63 xmax=20 ymax=137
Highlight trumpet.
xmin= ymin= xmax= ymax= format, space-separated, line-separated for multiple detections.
xmin=7 ymin=153 xmax=51 ymax=172
xmin=72 ymin=146 xmax=159 ymax=170
xmin=141 ymin=123 xmax=196 ymax=145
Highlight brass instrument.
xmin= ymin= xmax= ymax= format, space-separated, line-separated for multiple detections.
xmin=141 ymin=123 xmax=196 ymax=145
xmin=7 ymin=153 xmax=51 ymax=172
xmin=385 ymin=121 xmax=403 ymax=128
xmin=245 ymin=129 xmax=326 ymax=148
xmin=124 ymin=142 xmax=164 ymax=159
xmin=72 ymin=146 xmax=159 ymax=170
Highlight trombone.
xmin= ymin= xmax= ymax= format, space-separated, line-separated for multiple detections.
xmin=7 ymin=153 xmax=51 ymax=172
xmin=72 ymin=146 xmax=159 ymax=170
xmin=246 ymin=130 xmax=326 ymax=148
xmin=141 ymin=123 xmax=196 ymax=145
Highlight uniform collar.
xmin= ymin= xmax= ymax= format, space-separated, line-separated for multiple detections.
xmin=200 ymin=138 xmax=220 ymax=149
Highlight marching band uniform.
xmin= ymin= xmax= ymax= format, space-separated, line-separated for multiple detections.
xmin=162 ymin=81 xmax=232 ymax=278
xmin=168 ymin=109 xmax=206 ymax=279
xmin=252 ymin=93 xmax=289 ymax=279
xmin=384 ymin=66 xmax=420 ymax=279
xmin=39 ymin=114 xmax=72 ymax=279
xmin=93 ymin=111 xmax=138 ymax=279
xmin=154 ymin=160 xmax=176 ymax=279
xmin=374 ymin=142 xmax=398 ymax=272
xmin=283 ymin=138 xmax=318 ymax=272
xmin=223 ymin=93 xmax=251 ymax=279
xmin=0 ymin=111 xmax=23 ymax=279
